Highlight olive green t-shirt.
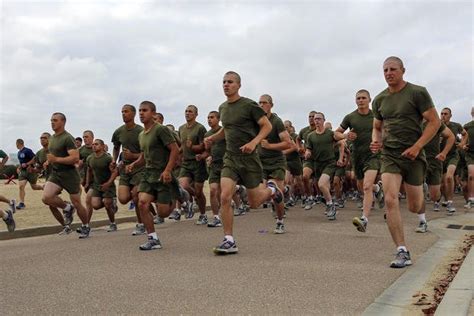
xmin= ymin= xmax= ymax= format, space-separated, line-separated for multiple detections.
xmin=179 ymin=122 xmax=207 ymax=161
xmin=258 ymin=113 xmax=286 ymax=159
xmin=219 ymin=97 xmax=266 ymax=155
xmin=139 ymin=123 xmax=176 ymax=171
xmin=340 ymin=109 xmax=373 ymax=158
xmin=204 ymin=126 xmax=226 ymax=162
xmin=298 ymin=126 xmax=316 ymax=146
xmin=441 ymin=121 xmax=463 ymax=155
xmin=87 ymin=153 xmax=113 ymax=186
xmin=306 ymin=129 xmax=335 ymax=162
xmin=423 ymin=122 xmax=446 ymax=158
xmin=111 ymin=124 xmax=144 ymax=164
xmin=372 ymin=82 xmax=434 ymax=154
xmin=35 ymin=148 xmax=52 ymax=177
xmin=48 ymin=131 xmax=77 ymax=171
xmin=464 ymin=120 xmax=474 ymax=153
xmin=78 ymin=145 xmax=93 ymax=176
xmin=0 ymin=150 xmax=7 ymax=159
xmin=286 ymin=132 xmax=300 ymax=161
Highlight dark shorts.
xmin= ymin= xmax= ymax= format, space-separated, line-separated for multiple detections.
xmin=261 ymin=156 xmax=286 ymax=181
xmin=18 ymin=169 xmax=38 ymax=184
xmin=286 ymin=158 xmax=303 ymax=176
xmin=353 ymin=153 xmax=380 ymax=180
xmin=311 ymin=160 xmax=336 ymax=179
xmin=208 ymin=161 xmax=223 ymax=184
xmin=425 ymin=158 xmax=443 ymax=186
xmin=138 ymin=168 xmax=179 ymax=204
xmin=90 ymin=184 xmax=116 ymax=198
xmin=466 ymin=152 xmax=474 ymax=166
xmin=334 ymin=166 xmax=345 ymax=178
xmin=119 ymin=167 xmax=144 ymax=187
xmin=443 ymin=152 xmax=459 ymax=173
xmin=179 ymin=160 xmax=209 ymax=183
xmin=380 ymin=152 xmax=426 ymax=186
xmin=48 ymin=168 xmax=81 ymax=195
xmin=221 ymin=152 xmax=263 ymax=189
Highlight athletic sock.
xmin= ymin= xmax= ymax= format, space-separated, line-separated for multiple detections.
xmin=214 ymin=215 xmax=220 ymax=220
xmin=224 ymin=235 xmax=234 ymax=243
xmin=268 ymin=186 xmax=276 ymax=195
xmin=361 ymin=215 xmax=368 ymax=221
xmin=397 ymin=246 xmax=408 ymax=252
xmin=418 ymin=213 xmax=426 ymax=223
xmin=374 ymin=184 xmax=380 ymax=193
xmin=276 ymin=219 xmax=284 ymax=224
xmin=63 ymin=203 xmax=72 ymax=212
xmin=148 ymin=232 xmax=158 ymax=240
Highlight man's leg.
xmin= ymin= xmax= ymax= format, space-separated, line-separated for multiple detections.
xmin=18 ymin=180 xmax=27 ymax=206
xmin=209 ymin=183 xmax=220 ymax=216
xmin=42 ymin=182 xmax=73 ymax=233
xmin=382 ymin=173 xmax=405 ymax=246
xmin=362 ymin=170 xmax=378 ymax=218
xmin=444 ymin=164 xmax=457 ymax=213
xmin=102 ymin=198 xmax=116 ymax=225
xmin=69 ymin=192 xmax=89 ymax=225
xmin=405 ymin=183 xmax=427 ymax=233
xmin=137 ymin=192 xmax=162 ymax=250
xmin=467 ymin=165 xmax=474 ymax=207
xmin=194 ymin=182 xmax=207 ymax=215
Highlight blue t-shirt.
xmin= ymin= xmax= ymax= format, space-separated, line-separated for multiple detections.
xmin=18 ymin=147 xmax=35 ymax=168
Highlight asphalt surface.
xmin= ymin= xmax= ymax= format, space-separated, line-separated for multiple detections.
xmin=0 ymin=197 xmax=467 ymax=315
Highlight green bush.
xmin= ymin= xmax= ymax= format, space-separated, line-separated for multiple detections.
xmin=0 ymin=165 xmax=18 ymax=179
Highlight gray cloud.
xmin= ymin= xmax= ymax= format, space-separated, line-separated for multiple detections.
xmin=1 ymin=0 xmax=472 ymax=154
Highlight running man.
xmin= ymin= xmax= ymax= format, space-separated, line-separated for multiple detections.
xmin=204 ymin=71 xmax=283 ymax=255
xmin=298 ymin=111 xmax=317 ymax=207
xmin=371 ymin=56 xmax=440 ymax=268
xmin=111 ymin=104 xmax=147 ymax=236
xmin=304 ymin=112 xmax=345 ymax=220
xmin=127 ymin=101 xmax=180 ymax=250
xmin=283 ymin=120 xmax=304 ymax=206
xmin=335 ymin=90 xmax=383 ymax=232
xmin=85 ymin=139 xmax=119 ymax=233
xmin=178 ymin=105 xmax=208 ymax=224
xmin=440 ymin=107 xmax=465 ymax=214
xmin=460 ymin=107 xmax=474 ymax=208
xmin=41 ymin=112 xmax=90 ymax=236
xmin=16 ymin=139 xmax=43 ymax=209
xmin=258 ymin=94 xmax=292 ymax=233
xmin=78 ymin=130 xmax=94 ymax=188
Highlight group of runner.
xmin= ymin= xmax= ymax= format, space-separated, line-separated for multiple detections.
xmin=1 ymin=56 xmax=473 ymax=268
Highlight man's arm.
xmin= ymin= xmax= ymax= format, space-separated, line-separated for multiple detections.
xmin=240 ymin=115 xmax=272 ymax=154
xmin=436 ymin=128 xmax=455 ymax=161
xmin=370 ymin=118 xmax=383 ymax=153
xmin=402 ymin=108 xmax=441 ymax=160
xmin=48 ymin=149 xmax=80 ymax=165
xmin=0 ymin=155 xmax=8 ymax=169
xmin=112 ymin=144 xmax=120 ymax=163
xmin=160 ymin=142 xmax=179 ymax=184
xmin=261 ymin=130 xmax=292 ymax=152
xmin=204 ymin=127 xmax=225 ymax=148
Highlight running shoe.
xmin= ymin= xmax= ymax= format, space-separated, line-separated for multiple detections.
xmin=233 ymin=205 xmax=246 ymax=216
xmin=415 ymin=221 xmax=428 ymax=233
xmin=128 ymin=201 xmax=135 ymax=211
xmin=273 ymin=222 xmax=286 ymax=234
xmin=326 ymin=203 xmax=337 ymax=220
xmin=107 ymin=223 xmax=118 ymax=232
xmin=139 ymin=236 xmax=162 ymax=250
xmin=375 ymin=182 xmax=385 ymax=209
xmin=390 ymin=250 xmax=412 ymax=268
xmin=185 ymin=202 xmax=196 ymax=219
xmin=58 ymin=226 xmax=72 ymax=235
xmin=9 ymin=199 xmax=16 ymax=214
xmin=267 ymin=180 xmax=283 ymax=204
xmin=304 ymin=197 xmax=313 ymax=210
xmin=62 ymin=203 xmax=75 ymax=226
xmin=446 ymin=201 xmax=456 ymax=216
xmin=207 ymin=217 xmax=222 ymax=228
xmin=16 ymin=202 xmax=25 ymax=210
xmin=78 ymin=226 xmax=90 ymax=239
xmin=433 ymin=202 xmax=441 ymax=212
xmin=464 ymin=200 xmax=473 ymax=209
xmin=168 ymin=209 xmax=181 ymax=221
xmin=213 ymin=238 xmax=238 ymax=255
xmin=3 ymin=210 xmax=15 ymax=232
xmin=132 ymin=223 xmax=146 ymax=235
xmin=196 ymin=214 xmax=208 ymax=225
xmin=441 ymin=201 xmax=448 ymax=207
xmin=335 ymin=198 xmax=345 ymax=208
xmin=154 ymin=216 xmax=165 ymax=225
xmin=352 ymin=216 xmax=368 ymax=233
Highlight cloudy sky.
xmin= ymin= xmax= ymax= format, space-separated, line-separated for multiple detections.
xmin=1 ymin=0 xmax=472 ymax=155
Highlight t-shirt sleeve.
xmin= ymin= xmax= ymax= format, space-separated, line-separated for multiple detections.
xmin=86 ymin=155 xmax=93 ymax=168
xmin=0 ymin=150 xmax=6 ymax=158
xmin=306 ymin=133 xmax=313 ymax=151
xmin=159 ymin=126 xmax=176 ymax=147
xmin=249 ymin=101 xmax=266 ymax=122
xmin=65 ymin=135 xmax=77 ymax=151
xmin=340 ymin=114 xmax=351 ymax=130
xmin=275 ymin=118 xmax=285 ymax=134
xmin=372 ymin=98 xmax=383 ymax=121
xmin=414 ymin=87 xmax=434 ymax=115
xmin=198 ymin=125 xmax=207 ymax=143
xmin=111 ymin=128 xmax=120 ymax=147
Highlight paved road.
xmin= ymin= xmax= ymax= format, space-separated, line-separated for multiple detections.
xmin=1 ymin=197 xmax=466 ymax=314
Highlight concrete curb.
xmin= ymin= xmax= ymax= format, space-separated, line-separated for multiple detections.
xmin=363 ymin=212 xmax=474 ymax=315
xmin=435 ymin=245 xmax=473 ymax=315
xmin=0 ymin=215 xmax=137 ymax=240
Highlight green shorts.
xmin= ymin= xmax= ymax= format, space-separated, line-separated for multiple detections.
xmin=90 ymin=184 xmax=116 ymax=198
xmin=208 ymin=161 xmax=223 ymax=184
xmin=18 ymin=169 xmax=38 ymax=184
xmin=303 ymin=159 xmax=313 ymax=170
xmin=138 ymin=168 xmax=179 ymax=204
xmin=313 ymin=160 xmax=336 ymax=179
xmin=48 ymin=168 xmax=81 ymax=194
xmin=425 ymin=158 xmax=443 ymax=186
xmin=380 ymin=152 xmax=426 ymax=186
xmin=261 ymin=156 xmax=286 ymax=181
xmin=119 ymin=167 xmax=144 ymax=187
xmin=286 ymin=158 xmax=303 ymax=176
xmin=221 ymin=152 xmax=263 ymax=189
xmin=179 ymin=160 xmax=209 ymax=183
xmin=352 ymin=153 xmax=380 ymax=180
xmin=466 ymin=152 xmax=474 ymax=166
xmin=334 ymin=166 xmax=345 ymax=178
xmin=443 ymin=152 xmax=459 ymax=173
